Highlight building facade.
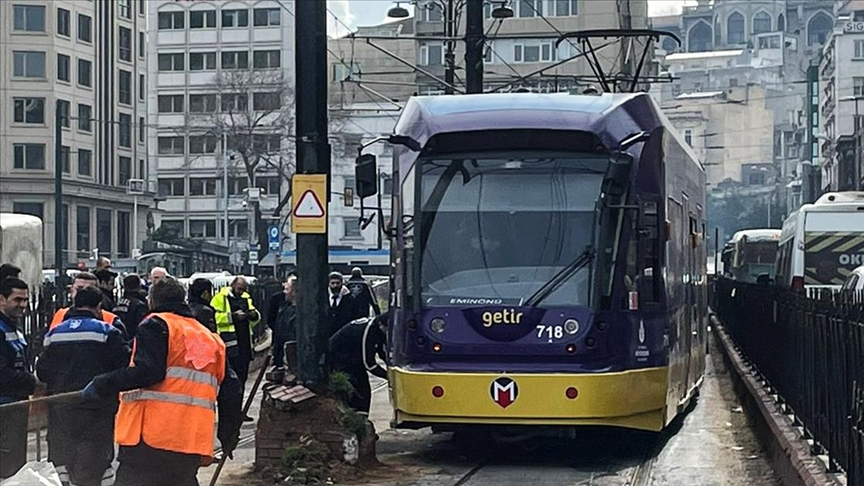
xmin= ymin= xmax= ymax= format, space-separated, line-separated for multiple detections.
xmin=0 ymin=0 xmax=152 ymax=271
xmin=147 ymin=0 xmax=295 ymax=269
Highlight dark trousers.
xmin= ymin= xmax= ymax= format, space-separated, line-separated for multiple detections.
xmin=229 ymin=354 xmax=250 ymax=398
xmin=347 ymin=369 xmax=372 ymax=414
xmin=48 ymin=406 xmax=114 ymax=486
xmin=272 ymin=326 xmax=287 ymax=368
xmin=0 ymin=406 xmax=28 ymax=479
xmin=115 ymin=443 xmax=200 ymax=486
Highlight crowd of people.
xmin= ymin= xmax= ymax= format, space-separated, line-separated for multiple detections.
xmin=0 ymin=260 xmax=388 ymax=485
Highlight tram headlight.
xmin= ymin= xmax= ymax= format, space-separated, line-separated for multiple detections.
xmin=564 ymin=319 xmax=580 ymax=334
xmin=430 ymin=318 xmax=446 ymax=333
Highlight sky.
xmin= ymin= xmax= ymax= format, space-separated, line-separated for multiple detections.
xmin=326 ymin=0 xmax=693 ymax=37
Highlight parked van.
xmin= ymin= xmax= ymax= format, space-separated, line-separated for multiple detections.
xmin=776 ymin=192 xmax=864 ymax=289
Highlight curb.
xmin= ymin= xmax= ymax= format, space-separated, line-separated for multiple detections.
xmin=711 ymin=317 xmax=844 ymax=486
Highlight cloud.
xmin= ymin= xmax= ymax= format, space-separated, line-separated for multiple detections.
xmin=327 ymin=0 xmax=356 ymax=38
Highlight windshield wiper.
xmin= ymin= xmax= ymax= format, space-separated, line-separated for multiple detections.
xmin=522 ymin=248 xmax=595 ymax=307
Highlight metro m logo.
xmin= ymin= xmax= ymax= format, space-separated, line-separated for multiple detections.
xmin=490 ymin=377 xmax=518 ymax=409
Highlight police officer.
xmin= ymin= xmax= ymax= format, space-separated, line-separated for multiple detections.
xmin=188 ymin=278 xmax=217 ymax=333
xmin=0 ymin=277 xmax=36 ymax=479
xmin=50 ymin=272 xmax=127 ymax=338
xmin=113 ymin=274 xmax=149 ymax=340
xmin=346 ymin=267 xmax=380 ymax=320
xmin=37 ymin=287 xmax=130 ymax=486
xmin=84 ymin=277 xmax=243 ymax=486
xmin=328 ymin=311 xmax=388 ymax=415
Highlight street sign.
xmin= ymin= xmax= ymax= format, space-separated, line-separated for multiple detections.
xmin=248 ymin=250 xmax=259 ymax=265
xmin=127 ymin=179 xmax=145 ymax=195
xmin=268 ymin=225 xmax=280 ymax=251
xmin=291 ymin=174 xmax=327 ymax=234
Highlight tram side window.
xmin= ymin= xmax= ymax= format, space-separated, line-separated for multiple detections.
xmin=402 ymin=165 xmax=416 ymax=306
xmin=641 ymin=200 xmax=661 ymax=304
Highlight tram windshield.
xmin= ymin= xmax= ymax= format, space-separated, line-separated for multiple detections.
xmin=417 ymin=152 xmax=607 ymax=307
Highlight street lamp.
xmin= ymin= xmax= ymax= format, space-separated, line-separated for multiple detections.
xmin=387 ymin=2 xmax=410 ymax=18
xmin=490 ymin=1 xmax=514 ymax=19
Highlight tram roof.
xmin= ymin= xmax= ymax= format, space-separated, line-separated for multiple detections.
xmin=394 ymin=92 xmax=659 ymax=150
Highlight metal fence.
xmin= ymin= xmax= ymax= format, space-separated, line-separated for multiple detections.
xmin=714 ymin=279 xmax=864 ymax=486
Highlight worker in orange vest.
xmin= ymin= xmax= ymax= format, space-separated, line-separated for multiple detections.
xmin=51 ymin=272 xmax=127 ymax=338
xmin=83 ymin=277 xmax=242 ymax=486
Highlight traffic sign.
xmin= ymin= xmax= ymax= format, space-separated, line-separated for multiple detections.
xmin=248 ymin=250 xmax=259 ymax=265
xmin=268 ymin=225 xmax=280 ymax=251
xmin=291 ymin=174 xmax=327 ymax=234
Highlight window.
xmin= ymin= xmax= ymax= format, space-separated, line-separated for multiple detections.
xmin=78 ymin=59 xmax=92 ymax=86
xmin=58 ymin=8 xmax=70 ymax=36
xmin=138 ymin=31 xmax=145 ymax=58
xmin=514 ymin=42 xmax=554 ymax=63
xmin=252 ymin=92 xmax=281 ymax=111
xmin=189 ymin=136 xmax=217 ymax=154
xmin=253 ymin=50 xmax=280 ymax=69
xmin=13 ymin=51 xmax=46 ymax=78
xmin=57 ymin=54 xmax=70 ymax=81
xmin=78 ymin=149 xmax=92 ymax=176
xmin=727 ymin=12 xmax=745 ymax=44
xmin=57 ymin=99 xmax=70 ymax=127
xmin=13 ymin=5 xmax=45 ymax=32
xmin=139 ymin=74 xmax=145 ymax=101
xmin=518 ymin=0 xmax=542 ymax=18
xmin=158 ymin=95 xmax=184 ymax=113
xmin=78 ymin=104 xmax=92 ymax=132
xmin=382 ymin=175 xmax=394 ymax=196
xmin=257 ymin=176 xmax=280 ymax=195
xmin=757 ymin=35 xmax=780 ymax=49
xmin=160 ymin=220 xmax=184 ymax=237
xmin=748 ymin=171 xmax=766 ymax=185
xmin=189 ymin=94 xmax=217 ymax=113
xmin=229 ymin=220 xmax=248 ymax=238
xmin=189 ymin=52 xmax=216 ymax=71
xmin=13 ymin=98 xmax=45 ymax=124
xmin=221 ymin=93 xmax=248 ymax=112
xmin=139 ymin=0 xmax=145 ymax=15
xmin=158 ymin=179 xmax=185 ymax=196
xmin=158 ymin=11 xmax=184 ymax=30
xmin=158 ymin=53 xmax=184 ymax=71
xmin=158 ymin=136 xmax=184 ymax=155
xmin=60 ymin=146 xmax=70 ymax=173
xmin=190 ymin=10 xmax=216 ymax=29
xmin=684 ymin=129 xmax=693 ymax=146
xmin=420 ymin=43 xmax=443 ymax=66
xmin=420 ymin=3 xmax=443 ymax=22
xmin=554 ymin=0 xmax=577 ymax=16
xmin=78 ymin=14 xmax=92 ymax=42
xmin=119 ymin=0 xmax=131 ymax=19
xmin=117 ymin=211 xmax=130 ymax=258
xmin=119 ymin=156 xmax=132 ymax=186
xmin=343 ymin=217 xmax=362 ymax=238
xmin=222 ymin=9 xmax=249 ymax=28
xmin=119 ymin=114 xmax=132 ymax=148
xmin=138 ymin=117 xmax=145 ymax=143
xmin=77 ymin=207 xmax=91 ymax=255
xmin=13 ymin=143 xmax=46 ymax=170
xmin=808 ymin=13 xmax=831 ymax=46
xmin=119 ymin=27 xmax=132 ymax=61
xmin=222 ymin=51 xmax=249 ymax=70
xmin=139 ymin=159 xmax=146 ymax=180
xmin=483 ymin=44 xmax=494 ymax=63
xmin=119 ymin=70 xmax=132 ymax=104
xmin=753 ymin=11 xmax=771 ymax=34
xmin=190 ymin=179 xmax=217 ymax=196
xmin=228 ymin=177 xmax=248 ymax=195
xmin=855 ymin=40 xmax=864 ymax=60
xmin=253 ymin=134 xmax=281 ymax=154
xmin=97 ymin=209 xmax=112 ymax=257
xmin=253 ymin=8 xmax=280 ymax=26
xmin=190 ymin=220 xmax=217 ymax=239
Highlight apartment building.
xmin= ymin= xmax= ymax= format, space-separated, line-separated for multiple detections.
xmin=0 ymin=0 xmax=152 ymax=270
xmin=148 ymin=0 xmax=295 ymax=265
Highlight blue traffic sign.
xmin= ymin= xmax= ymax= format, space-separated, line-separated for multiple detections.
xmin=268 ymin=225 xmax=280 ymax=250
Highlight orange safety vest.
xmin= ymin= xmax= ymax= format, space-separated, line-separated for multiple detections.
xmin=114 ymin=312 xmax=226 ymax=457
xmin=50 ymin=308 xmax=119 ymax=330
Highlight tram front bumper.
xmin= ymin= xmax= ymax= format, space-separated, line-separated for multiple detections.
xmin=390 ymin=366 xmax=669 ymax=432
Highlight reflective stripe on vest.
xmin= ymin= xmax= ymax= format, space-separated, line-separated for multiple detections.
xmin=3 ymin=329 xmax=27 ymax=352
xmin=43 ymin=331 xmax=109 ymax=345
xmin=121 ymin=389 xmax=215 ymax=410
xmin=165 ymin=366 xmax=219 ymax=388
xmin=219 ymin=331 xmax=238 ymax=348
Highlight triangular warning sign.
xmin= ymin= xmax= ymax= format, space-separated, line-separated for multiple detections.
xmin=293 ymin=190 xmax=325 ymax=218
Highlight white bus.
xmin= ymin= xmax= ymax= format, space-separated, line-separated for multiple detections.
xmin=776 ymin=192 xmax=864 ymax=289
xmin=721 ymin=229 xmax=781 ymax=283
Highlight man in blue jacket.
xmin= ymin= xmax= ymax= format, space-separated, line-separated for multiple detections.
xmin=37 ymin=287 xmax=130 ymax=486
xmin=0 ymin=277 xmax=36 ymax=479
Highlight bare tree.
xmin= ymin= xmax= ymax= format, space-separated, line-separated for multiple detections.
xmin=188 ymin=70 xmax=295 ymax=261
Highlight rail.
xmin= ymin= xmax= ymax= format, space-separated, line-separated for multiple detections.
xmin=713 ymin=279 xmax=863 ymax=485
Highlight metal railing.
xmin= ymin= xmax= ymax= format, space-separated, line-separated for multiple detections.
xmin=713 ymin=279 xmax=863 ymax=485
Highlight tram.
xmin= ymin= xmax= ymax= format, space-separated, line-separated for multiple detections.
xmin=356 ymin=92 xmax=707 ymax=433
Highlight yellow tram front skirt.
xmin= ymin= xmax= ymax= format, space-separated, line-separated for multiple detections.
xmin=390 ymin=366 xmax=670 ymax=432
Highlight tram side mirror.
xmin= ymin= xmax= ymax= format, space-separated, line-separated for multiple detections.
xmin=604 ymin=152 xmax=634 ymax=197
xmin=355 ymin=153 xmax=378 ymax=198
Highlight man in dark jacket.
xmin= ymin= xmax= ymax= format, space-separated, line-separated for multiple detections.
xmin=268 ymin=276 xmax=297 ymax=369
xmin=327 ymin=272 xmax=357 ymax=338
xmin=0 ymin=277 xmax=36 ymax=479
xmin=328 ymin=311 xmax=388 ymax=415
xmin=112 ymin=274 xmax=149 ymax=340
xmin=0 ymin=263 xmax=21 ymax=281
xmin=85 ymin=277 xmax=243 ymax=486
xmin=37 ymin=287 xmax=130 ymax=486
xmin=346 ymin=267 xmax=380 ymax=320
xmin=93 ymin=268 xmax=118 ymax=312
xmin=188 ymin=278 xmax=217 ymax=333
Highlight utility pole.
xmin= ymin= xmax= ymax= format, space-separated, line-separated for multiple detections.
xmin=444 ymin=0 xmax=456 ymax=94
xmin=464 ymin=0 xmax=484 ymax=94
xmin=54 ymin=103 xmax=64 ymax=285
xmin=617 ymin=0 xmax=633 ymax=93
xmin=294 ymin=0 xmax=330 ymax=384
